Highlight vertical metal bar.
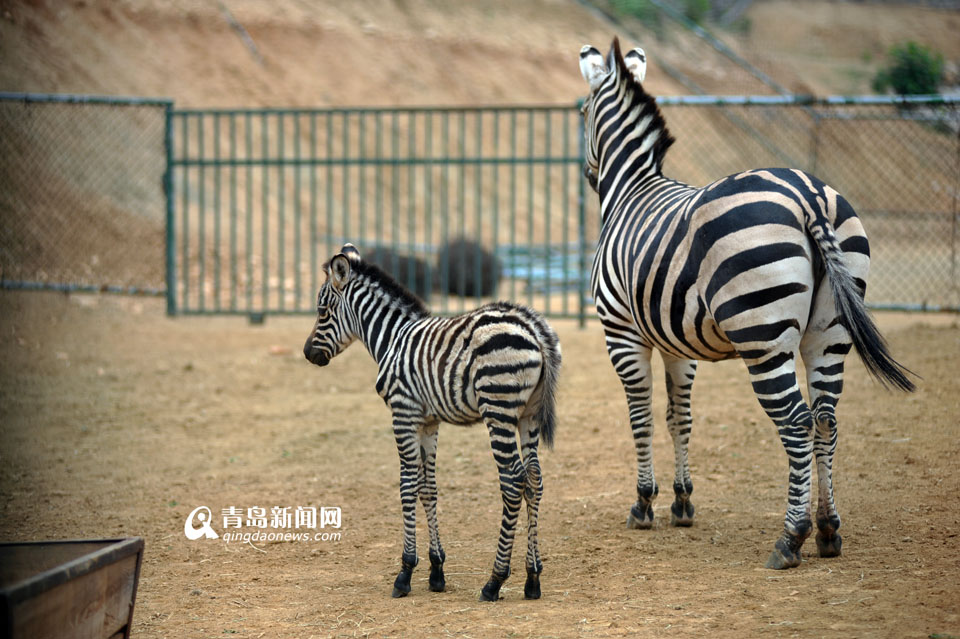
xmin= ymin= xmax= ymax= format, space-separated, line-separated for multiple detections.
xmin=425 ymin=112 xmax=434 ymax=296
xmin=375 ymin=111 xmax=383 ymax=252
xmin=213 ymin=112 xmax=221 ymax=311
xmin=325 ymin=112 xmax=334 ymax=265
xmin=474 ymin=110 xmax=483 ymax=302
xmin=544 ymin=109 xmax=552 ymax=316
xmin=527 ymin=108 xmax=534 ymax=309
xmin=408 ymin=110 xmax=417 ymax=291
xmin=294 ymin=112 xmax=302 ymax=310
xmin=359 ymin=113 xmax=367 ymax=248
xmin=441 ymin=111 xmax=450 ymax=314
xmin=562 ymin=109 xmax=570 ymax=317
xmin=277 ymin=112 xmax=286 ymax=312
xmin=492 ymin=110 xmax=500 ymax=301
xmin=164 ymin=104 xmax=176 ymax=316
xmin=577 ymin=104 xmax=588 ymax=328
xmin=198 ymin=113 xmax=206 ymax=312
xmin=342 ymin=111 xmax=350 ymax=244
xmin=391 ymin=111 xmax=400 ymax=276
xmin=181 ymin=113 xmax=190 ymax=311
xmin=261 ymin=111 xmax=269 ymax=312
xmin=310 ymin=113 xmax=318 ymax=299
xmin=458 ymin=110 xmax=466 ymax=312
xmin=510 ymin=109 xmax=517 ymax=303
xmin=245 ymin=112 xmax=254 ymax=313
xmin=229 ymin=113 xmax=238 ymax=311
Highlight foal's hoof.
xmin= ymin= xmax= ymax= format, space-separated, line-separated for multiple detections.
xmin=670 ymin=499 xmax=695 ymax=527
xmin=523 ymin=571 xmax=541 ymax=600
xmin=816 ymin=532 xmax=842 ymax=558
xmin=391 ymin=585 xmax=411 ymax=598
xmin=626 ymin=502 xmax=654 ymax=530
xmin=479 ymin=577 xmax=504 ymax=602
xmin=765 ymin=539 xmax=802 ymax=570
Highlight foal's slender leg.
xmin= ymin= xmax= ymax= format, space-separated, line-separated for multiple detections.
xmin=519 ymin=416 xmax=543 ymax=599
xmin=391 ymin=414 xmax=423 ymax=597
xmin=479 ymin=414 xmax=525 ymax=602
xmin=418 ymin=422 xmax=447 ymax=591
xmin=663 ymin=355 xmax=698 ymax=526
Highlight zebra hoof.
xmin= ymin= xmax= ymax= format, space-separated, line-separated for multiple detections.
xmin=523 ymin=571 xmax=541 ymax=600
xmin=670 ymin=499 xmax=695 ymax=527
xmin=391 ymin=570 xmax=413 ymax=598
xmin=428 ymin=565 xmax=446 ymax=592
xmin=816 ymin=532 xmax=842 ymax=558
xmin=626 ymin=503 xmax=654 ymax=530
xmin=479 ymin=576 xmax=504 ymax=602
xmin=765 ymin=539 xmax=802 ymax=570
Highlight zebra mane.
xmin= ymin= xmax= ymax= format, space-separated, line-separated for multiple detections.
xmin=346 ymin=258 xmax=431 ymax=318
xmin=609 ymin=36 xmax=675 ymax=173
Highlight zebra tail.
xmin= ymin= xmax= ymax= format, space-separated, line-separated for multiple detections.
xmin=808 ymin=205 xmax=917 ymax=392
xmin=534 ymin=324 xmax=562 ymax=450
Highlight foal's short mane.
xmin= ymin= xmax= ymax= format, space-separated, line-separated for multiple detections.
xmin=327 ymin=257 xmax=430 ymax=318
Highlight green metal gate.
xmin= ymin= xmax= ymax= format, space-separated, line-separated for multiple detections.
xmin=167 ymin=106 xmax=592 ymax=321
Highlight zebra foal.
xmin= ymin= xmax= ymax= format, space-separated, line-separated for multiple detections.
xmin=578 ymin=38 xmax=915 ymax=569
xmin=303 ymin=244 xmax=561 ymax=600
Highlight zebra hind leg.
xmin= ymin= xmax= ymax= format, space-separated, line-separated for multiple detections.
xmin=801 ymin=319 xmax=849 ymax=559
xmin=610 ymin=341 xmax=657 ymax=530
xmin=663 ymin=356 xmax=697 ymax=526
xmin=741 ymin=348 xmax=815 ymax=570
xmin=479 ymin=416 xmax=526 ymax=602
xmin=418 ymin=423 xmax=447 ymax=591
xmin=519 ymin=416 xmax=544 ymax=599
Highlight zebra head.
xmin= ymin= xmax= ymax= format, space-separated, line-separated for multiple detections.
xmin=303 ymin=244 xmax=362 ymax=367
xmin=579 ymin=38 xmax=667 ymax=196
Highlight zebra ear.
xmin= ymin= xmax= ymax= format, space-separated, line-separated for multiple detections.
xmin=330 ymin=254 xmax=352 ymax=290
xmin=579 ymin=45 xmax=607 ymax=91
xmin=625 ymin=47 xmax=647 ymax=83
xmin=340 ymin=243 xmax=362 ymax=262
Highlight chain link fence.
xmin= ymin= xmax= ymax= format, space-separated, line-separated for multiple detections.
xmin=0 ymin=94 xmax=170 ymax=294
xmin=2 ymin=93 xmax=958 ymax=313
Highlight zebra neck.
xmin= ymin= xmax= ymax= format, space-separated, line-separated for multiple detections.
xmin=598 ymin=139 xmax=667 ymax=217
xmin=348 ymin=283 xmax=425 ymax=366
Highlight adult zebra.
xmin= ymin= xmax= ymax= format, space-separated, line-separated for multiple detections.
xmin=578 ymin=38 xmax=915 ymax=569
xmin=303 ymin=244 xmax=561 ymax=600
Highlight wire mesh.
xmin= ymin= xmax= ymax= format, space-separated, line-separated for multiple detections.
xmin=0 ymin=95 xmax=169 ymax=293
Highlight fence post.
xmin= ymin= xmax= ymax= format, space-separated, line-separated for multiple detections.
xmin=164 ymin=102 xmax=177 ymax=316
xmin=577 ymin=102 xmax=588 ymax=328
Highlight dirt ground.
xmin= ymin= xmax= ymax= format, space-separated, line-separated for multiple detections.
xmin=0 ymin=290 xmax=958 ymax=638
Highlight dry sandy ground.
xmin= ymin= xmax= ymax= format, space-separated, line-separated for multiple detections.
xmin=1 ymin=290 xmax=958 ymax=638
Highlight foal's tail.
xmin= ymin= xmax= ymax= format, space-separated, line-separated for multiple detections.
xmin=533 ymin=318 xmax=562 ymax=450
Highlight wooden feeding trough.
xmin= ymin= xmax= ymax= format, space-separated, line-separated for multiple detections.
xmin=0 ymin=537 xmax=144 ymax=639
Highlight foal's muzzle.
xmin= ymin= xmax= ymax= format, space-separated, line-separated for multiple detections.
xmin=303 ymin=341 xmax=330 ymax=367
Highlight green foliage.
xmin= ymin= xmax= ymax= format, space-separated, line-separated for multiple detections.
xmin=683 ymin=0 xmax=711 ymax=24
xmin=610 ymin=0 xmax=662 ymax=31
xmin=872 ymin=41 xmax=944 ymax=96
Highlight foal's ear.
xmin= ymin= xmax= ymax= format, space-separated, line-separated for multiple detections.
xmin=624 ymin=47 xmax=647 ymax=83
xmin=330 ymin=254 xmax=352 ymax=290
xmin=340 ymin=243 xmax=362 ymax=262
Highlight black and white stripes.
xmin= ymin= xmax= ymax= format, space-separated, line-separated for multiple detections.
xmin=304 ymin=244 xmax=561 ymax=600
xmin=579 ymin=37 xmax=914 ymax=569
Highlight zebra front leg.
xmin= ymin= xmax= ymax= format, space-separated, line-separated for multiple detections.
xmin=418 ymin=423 xmax=447 ymax=592
xmin=519 ymin=416 xmax=543 ymax=600
xmin=391 ymin=415 xmax=422 ymax=597
xmin=605 ymin=333 xmax=657 ymax=529
xmin=480 ymin=418 xmax=525 ymax=602
xmin=663 ymin=356 xmax=697 ymax=526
